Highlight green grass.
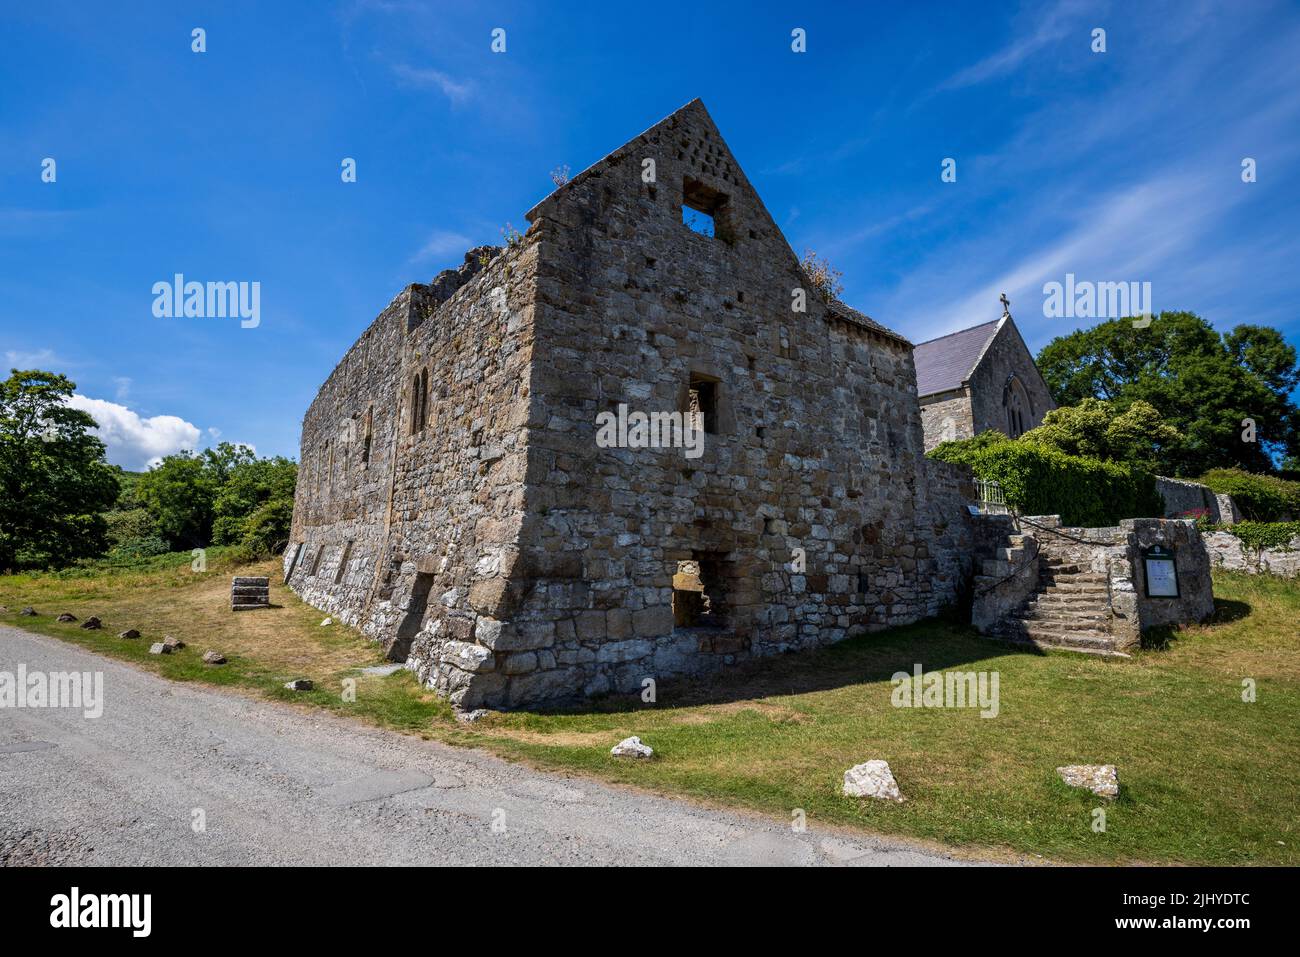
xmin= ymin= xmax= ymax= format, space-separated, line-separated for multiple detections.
xmin=3 ymin=555 xmax=1297 ymax=865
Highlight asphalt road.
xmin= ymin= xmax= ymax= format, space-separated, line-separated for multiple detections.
xmin=0 ymin=624 xmax=979 ymax=866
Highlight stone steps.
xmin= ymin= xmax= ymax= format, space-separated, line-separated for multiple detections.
xmin=1020 ymin=606 xmax=1111 ymax=624
xmin=231 ymin=576 xmax=270 ymax=612
xmin=1040 ymin=572 xmax=1107 ymax=584
xmin=1038 ymin=581 xmax=1109 ymax=595
xmin=987 ymin=547 xmax=1128 ymax=655
xmin=998 ymin=621 xmax=1127 ymax=655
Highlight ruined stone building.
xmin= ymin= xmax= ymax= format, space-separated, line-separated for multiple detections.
xmin=286 ymin=99 xmax=981 ymax=710
xmin=914 ymin=314 xmax=1055 ymax=451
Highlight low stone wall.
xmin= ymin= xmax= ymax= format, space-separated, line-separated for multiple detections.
xmin=1155 ymin=476 xmax=1240 ymax=525
xmin=1204 ymin=530 xmax=1300 ymax=577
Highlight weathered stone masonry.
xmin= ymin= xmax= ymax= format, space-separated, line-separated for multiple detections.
xmin=288 ymin=100 xmax=979 ymax=709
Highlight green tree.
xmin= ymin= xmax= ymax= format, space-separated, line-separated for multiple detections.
xmin=1021 ymin=398 xmax=1182 ymax=471
xmin=0 ymin=369 xmax=119 ymax=571
xmin=136 ymin=442 xmax=294 ymax=551
xmin=134 ymin=452 xmax=216 ymax=549
xmin=1036 ymin=312 xmax=1300 ymax=475
xmin=211 ymin=455 xmax=297 ymax=546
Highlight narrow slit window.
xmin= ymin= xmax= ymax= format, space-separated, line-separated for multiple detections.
xmin=687 ymin=374 xmax=719 ymax=434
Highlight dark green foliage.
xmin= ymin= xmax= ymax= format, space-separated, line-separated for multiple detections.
xmin=0 ymin=369 xmax=120 ymax=571
xmin=211 ymin=456 xmax=296 ymax=549
xmin=239 ymin=497 xmax=295 ymax=554
xmin=134 ymin=442 xmax=295 ymax=553
xmin=930 ymin=434 xmax=1162 ymax=527
xmin=104 ymin=506 xmax=158 ymax=548
xmin=1036 ymin=312 xmax=1300 ymax=475
xmin=1199 ymin=468 xmax=1300 ymax=521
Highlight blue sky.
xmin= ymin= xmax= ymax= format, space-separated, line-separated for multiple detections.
xmin=3 ymin=0 xmax=1298 ymax=469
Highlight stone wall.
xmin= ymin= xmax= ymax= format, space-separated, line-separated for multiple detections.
xmin=1155 ymin=476 xmax=1240 ymax=525
xmin=288 ymin=239 xmax=540 ymax=708
xmin=919 ymin=390 xmax=973 ymax=451
xmin=1204 ymin=530 xmax=1300 ymax=577
xmin=288 ymin=99 xmax=982 ymax=710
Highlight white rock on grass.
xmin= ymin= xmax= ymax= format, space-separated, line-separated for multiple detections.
xmin=320 ymin=617 xmax=333 ymax=627
xmin=842 ymin=760 xmax=904 ymax=802
xmin=148 ymin=642 xmax=170 ymax=655
xmin=1057 ymin=764 xmax=1119 ymax=798
xmin=610 ymin=736 xmax=653 ymax=759
xmin=284 ymin=678 xmax=314 ymax=692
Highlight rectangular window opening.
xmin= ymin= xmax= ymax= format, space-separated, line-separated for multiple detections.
xmin=687 ymin=374 xmax=719 ymax=434
xmin=672 ymin=552 xmax=730 ymax=628
xmin=682 ymin=177 xmax=733 ymax=242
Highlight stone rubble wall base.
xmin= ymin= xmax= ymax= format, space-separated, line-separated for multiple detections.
xmin=1203 ymin=530 xmax=1300 ymax=578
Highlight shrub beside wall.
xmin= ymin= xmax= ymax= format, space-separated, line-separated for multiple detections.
xmin=1198 ymin=469 xmax=1300 ymax=521
xmin=930 ymin=435 xmax=1162 ymax=527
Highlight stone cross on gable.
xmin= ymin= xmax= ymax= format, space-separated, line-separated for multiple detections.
xmin=1000 ymin=293 xmax=1011 ymax=318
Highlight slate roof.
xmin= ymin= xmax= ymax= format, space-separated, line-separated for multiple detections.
xmin=912 ymin=318 xmax=1003 ymax=397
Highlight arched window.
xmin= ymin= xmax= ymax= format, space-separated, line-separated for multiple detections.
xmin=410 ymin=370 xmax=430 ymax=435
xmin=1004 ymin=376 xmax=1031 ymax=439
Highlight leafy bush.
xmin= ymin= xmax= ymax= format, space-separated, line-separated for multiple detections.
xmin=106 ymin=535 xmax=172 ymax=562
xmin=1198 ymin=468 xmax=1300 ymax=521
xmin=104 ymin=507 xmax=157 ymax=548
xmin=240 ymin=496 xmax=294 ymax=555
xmin=930 ymin=434 xmax=1162 ymax=527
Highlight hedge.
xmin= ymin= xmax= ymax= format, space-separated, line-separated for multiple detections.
xmin=929 ymin=435 xmax=1162 ymax=527
xmin=1198 ymin=468 xmax=1300 ymax=521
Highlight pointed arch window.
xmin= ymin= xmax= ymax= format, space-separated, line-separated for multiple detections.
xmin=410 ymin=368 xmax=430 ymax=435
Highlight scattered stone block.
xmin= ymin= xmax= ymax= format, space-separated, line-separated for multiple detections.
xmin=320 ymin=617 xmax=333 ymax=627
xmin=455 ymin=708 xmax=491 ymax=724
xmin=843 ymin=760 xmax=904 ymax=802
xmin=162 ymin=635 xmax=186 ymax=651
xmin=231 ymin=576 xmax=270 ymax=611
xmin=19 ymin=607 xmax=36 ymax=617
xmin=149 ymin=642 xmax=170 ymax=655
xmin=284 ymin=678 xmax=314 ymax=691
xmin=1057 ymin=764 xmax=1119 ymax=798
xmin=79 ymin=617 xmax=102 ymax=630
xmin=56 ymin=613 xmax=77 ymax=623
xmin=610 ymin=736 xmax=654 ymax=759
xmin=202 ymin=651 xmax=227 ymax=665
xmin=118 ymin=629 xmax=141 ymax=639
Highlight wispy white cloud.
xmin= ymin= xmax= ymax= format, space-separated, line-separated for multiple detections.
xmin=389 ymin=62 xmax=472 ymax=103
xmin=409 ymin=228 xmax=472 ymax=264
xmin=66 ymin=394 xmax=201 ymax=471
xmin=4 ymin=347 xmax=62 ymax=369
xmin=939 ymin=0 xmax=1094 ymax=91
